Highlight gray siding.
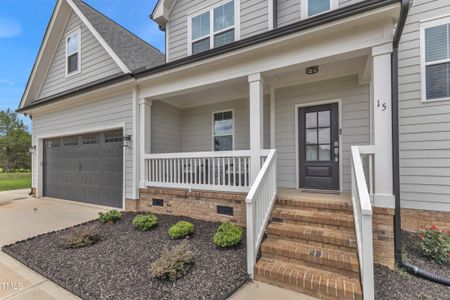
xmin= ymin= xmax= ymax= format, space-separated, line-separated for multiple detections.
xmin=38 ymin=12 xmax=122 ymax=99
xmin=398 ymin=0 xmax=450 ymax=211
xmin=151 ymin=97 xmax=270 ymax=152
xmin=32 ymin=92 xmax=134 ymax=198
xmin=168 ymin=0 xmax=268 ymax=61
xmin=151 ymin=101 xmax=182 ymax=153
xmin=275 ymin=75 xmax=370 ymax=190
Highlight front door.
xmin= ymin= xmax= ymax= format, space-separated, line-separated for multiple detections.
xmin=298 ymin=103 xmax=339 ymax=190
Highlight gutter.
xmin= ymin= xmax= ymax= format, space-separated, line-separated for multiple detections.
xmin=391 ymin=0 xmax=450 ymax=286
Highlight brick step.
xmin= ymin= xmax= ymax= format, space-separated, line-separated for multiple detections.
xmin=261 ymin=238 xmax=359 ymax=276
xmin=255 ymin=258 xmax=362 ymax=300
xmin=272 ymin=206 xmax=355 ymax=229
xmin=267 ymin=223 xmax=357 ymax=250
xmin=276 ymin=196 xmax=353 ymax=213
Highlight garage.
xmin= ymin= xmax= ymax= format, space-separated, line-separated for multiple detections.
xmin=43 ymin=130 xmax=123 ymax=208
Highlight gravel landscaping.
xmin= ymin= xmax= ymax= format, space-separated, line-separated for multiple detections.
xmin=375 ymin=230 xmax=450 ymax=300
xmin=2 ymin=213 xmax=248 ymax=300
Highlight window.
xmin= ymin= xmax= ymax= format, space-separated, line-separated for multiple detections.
xmin=190 ymin=1 xmax=236 ymax=55
xmin=81 ymin=135 xmax=98 ymax=145
xmin=421 ymin=18 xmax=450 ymax=102
xmin=66 ymin=30 xmax=80 ymax=76
xmin=63 ymin=136 xmax=78 ymax=147
xmin=302 ymin=0 xmax=337 ymax=19
xmin=46 ymin=139 xmax=60 ymax=148
xmin=213 ymin=110 xmax=233 ymax=151
xmin=104 ymin=131 xmax=123 ymax=143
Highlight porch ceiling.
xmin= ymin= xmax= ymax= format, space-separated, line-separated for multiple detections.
xmin=158 ymin=55 xmax=369 ymax=108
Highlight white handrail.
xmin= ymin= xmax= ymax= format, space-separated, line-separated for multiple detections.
xmin=351 ymin=145 xmax=375 ymax=300
xmin=245 ymin=149 xmax=277 ymax=276
xmin=144 ymin=151 xmax=252 ymax=192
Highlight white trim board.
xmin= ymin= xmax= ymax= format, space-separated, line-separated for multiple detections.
xmin=294 ymin=99 xmax=343 ymax=191
xmin=35 ymin=122 xmax=127 ymax=210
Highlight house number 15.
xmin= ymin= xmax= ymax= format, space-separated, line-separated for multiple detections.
xmin=377 ymin=100 xmax=387 ymax=111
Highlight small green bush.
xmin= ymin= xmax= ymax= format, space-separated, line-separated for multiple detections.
xmin=150 ymin=241 xmax=194 ymax=281
xmin=133 ymin=214 xmax=158 ymax=231
xmin=168 ymin=221 xmax=194 ymax=239
xmin=213 ymin=222 xmax=243 ymax=248
xmin=99 ymin=210 xmax=122 ymax=223
xmin=418 ymin=226 xmax=450 ymax=265
xmin=62 ymin=226 xmax=99 ymax=249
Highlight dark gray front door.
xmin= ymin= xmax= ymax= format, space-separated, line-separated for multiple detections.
xmin=43 ymin=130 xmax=123 ymax=207
xmin=298 ymin=104 xmax=339 ymax=190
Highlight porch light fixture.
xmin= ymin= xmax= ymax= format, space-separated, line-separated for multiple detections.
xmin=305 ymin=65 xmax=319 ymax=75
xmin=29 ymin=145 xmax=36 ymax=154
xmin=122 ymin=135 xmax=131 ymax=148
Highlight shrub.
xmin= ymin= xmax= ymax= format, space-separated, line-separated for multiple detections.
xmin=150 ymin=241 xmax=194 ymax=281
xmin=213 ymin=222 xmax=243 ymax=248
xmin=98 ymin=210 xmax=122 ymax=223
xmin=133 ymin=214 xmax=158 ymax=231
xmin=418 ymin=226 xmax=450 ymax=265
xmin=168 ymin=221 xmax=194 ymax=239
xmin=62 ymin=226 xmax=99 ymax=249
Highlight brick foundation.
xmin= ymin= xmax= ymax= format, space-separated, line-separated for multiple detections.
xmin=127 ymin=188 xmax=246 ymax=226
xmin=372 ymin=207 xmax=395 ymax=269
xmin=401 ymin=208 xmax=450 ymax=232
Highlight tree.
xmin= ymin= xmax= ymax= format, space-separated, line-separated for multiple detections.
xmin=0 ymin=109 xmax=31 ymax=172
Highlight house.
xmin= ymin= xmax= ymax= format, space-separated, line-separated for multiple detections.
xmin=17 ymin=0 xmax=450 ymax=299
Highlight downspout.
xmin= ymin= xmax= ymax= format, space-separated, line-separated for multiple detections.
xmin=391 ymin=0 xmax=450 ymax=286
xmin=273 ymin=0 xmax=278 ymax=29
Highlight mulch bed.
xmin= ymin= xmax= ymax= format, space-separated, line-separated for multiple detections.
xmin=2 ymin=213 xmax=248 ymax=300
xmin=374 ymin=230 xmax=450 ymax=300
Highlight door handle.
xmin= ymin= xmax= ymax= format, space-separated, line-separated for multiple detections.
xmin=334 ymin=141 xmax=339 ymax=162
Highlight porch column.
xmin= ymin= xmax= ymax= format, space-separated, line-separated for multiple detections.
xmin=371 ymin=43 xmax=394 ymax=207
xmin=139 ymin=98 xmax=151 ymax=188
xmin=248 ymin=73 xmax=264 ymax=184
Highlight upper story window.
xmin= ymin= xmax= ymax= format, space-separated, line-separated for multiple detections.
xmin=66 ymin=29 xmax=81 ymax=76
xmin=213 ymin=110 xmax=234 ymax=151
xmin=302 ymin=0 xmax=338 ymax=19
xmin=190 ymin=1 xmax=237 ymax=55
xmin=421 ymin=17 xmax=450 ymax=102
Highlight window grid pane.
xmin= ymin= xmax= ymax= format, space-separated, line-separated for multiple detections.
xmin=426 ymin=62 xmax=450 ymax=100
xmin=192 ymin=12 xmax=210 ymax=40
xmin=425 ymin=24 xmax=449 ymax=63
xmin=308 ymin=0 xmax=331 ymax=17
xmin=214 ymin=29 xmax=234 ymax=48
xmin=68 ymin=53 xmax=78 ymax=73
xmin=192 ymin=38 xmax=210 ymax=54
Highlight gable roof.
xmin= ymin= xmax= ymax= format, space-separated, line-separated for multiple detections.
xmin=72 ymin=0 xmax=165 ymax=72
xmin=19 ymin=0 xmax=164 ymax=110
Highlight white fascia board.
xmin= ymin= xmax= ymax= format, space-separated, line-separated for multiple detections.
xmin=19 ymin=0 xmax=63 ymax=109
xmin=66 ymin=0 xmax=131 ymax=74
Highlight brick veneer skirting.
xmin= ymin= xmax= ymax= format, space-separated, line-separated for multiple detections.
xmin=127 ymin=188 xmax=247 ymax=226
xmin=401 ymin=208 xmax=450 ymax=232
xmin=372 ymin=207 xmax=395 ymax=269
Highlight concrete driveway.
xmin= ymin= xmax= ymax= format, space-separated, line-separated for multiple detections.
xmin=0 ymin=189 xmax=109 ymax=300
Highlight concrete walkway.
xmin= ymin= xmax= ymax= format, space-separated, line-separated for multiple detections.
xmin=0 ymin=189 xmax=313 ymax=300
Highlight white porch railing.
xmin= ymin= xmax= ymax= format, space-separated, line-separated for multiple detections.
xmin=245 ymin=149 xmax=277 ymax=276
xmin=351 ymin=145 xmax=375 ymax=300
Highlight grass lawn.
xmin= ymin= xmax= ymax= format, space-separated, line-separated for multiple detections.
xmin=0 ymin=173 xmax=31 ymax=192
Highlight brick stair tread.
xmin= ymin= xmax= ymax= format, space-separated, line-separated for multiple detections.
xmin=272 ymin=206 xmax=355 ymax=228
xmin=261 ymin=238 xmax=359 ymax=273
xmin=267 ymin=223 xmax=357 ymax=248
xmin=255 ymin=258 xmax=362 ymax=300
xmin=276 ymin=197 xmax=353 ymax=212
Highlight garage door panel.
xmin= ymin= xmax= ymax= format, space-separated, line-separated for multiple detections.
xmin=43 ymin=130 xmax=123 ymax=208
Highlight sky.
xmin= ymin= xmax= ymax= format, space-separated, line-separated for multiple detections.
xmin=0 ymin=0 xmax=165 ymax=130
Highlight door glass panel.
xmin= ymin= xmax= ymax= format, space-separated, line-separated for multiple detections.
xmin=319 ymin=145 xmax=331 ymax=161
xmin=318 ymin=127 xmax=330 ymax=144
xmin=318 ymin=110 xmax=330 ymax=127
xmin=306 ymin=129 xmax=317 ymax=144
xmin=305 ymin=112 xmax=317 ymax=128
xmin=306 ymin=146 xmax=317 ymax=161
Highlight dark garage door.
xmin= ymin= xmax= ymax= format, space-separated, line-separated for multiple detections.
xmin=43 ymin=130 xmax=123 ymax=208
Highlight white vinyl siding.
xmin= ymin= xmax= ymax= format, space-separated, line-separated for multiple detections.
xmin=151 ymin=101 xmax=182 ymax=153
xmin=38 ymin=12 xmax=122 ymax=99
xmin=32 ymin=92 xmax=134 ymax=198
xmin=275 ymin=75 xmax=370 ymax=191
xmin=398 ymin=0 xmax=450 ymax=211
